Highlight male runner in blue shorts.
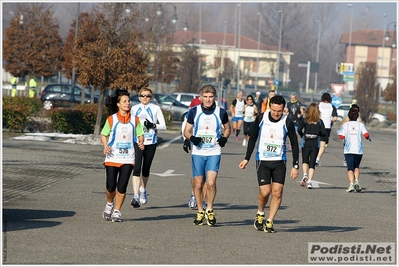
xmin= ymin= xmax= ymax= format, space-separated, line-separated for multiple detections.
xmin=183 ymin=85 xmax=231 ymax=226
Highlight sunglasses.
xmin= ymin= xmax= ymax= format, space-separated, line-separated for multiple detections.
xmin=140 ymin=95 xmax=152 ymax=98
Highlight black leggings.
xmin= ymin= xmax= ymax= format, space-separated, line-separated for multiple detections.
xmin=243 ymin=121 xmax=254 ymax=135
xmin=302 ymin=146 xmax=319 ymax=169
xmin=133 ymin=143 xmax=157 ymax=177
xmin=105 ymin=164 xmax=133 ymax=194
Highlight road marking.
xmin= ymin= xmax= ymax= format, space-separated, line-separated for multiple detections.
xmin=151 ymin=169 xmax=184 ymax=177
xmin=158 ymin=135 xmax=182 ymax=149
xmin=300 ymin=180 xmax=332 ymax=188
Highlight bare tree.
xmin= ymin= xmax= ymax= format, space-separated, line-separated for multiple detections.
xmin=383 ymin=66 xmax=397 ymax=103
xmin=354 ymin=62 xmax=380 ymax=124
xmin=177 ymin=45 xmax=200 ymax=92
xmin=3 ymin=3 xmax=63 ymax=96
xmin=72 ymin=3 xmax=149 ymax=135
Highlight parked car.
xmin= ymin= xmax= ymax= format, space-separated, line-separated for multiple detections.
xmin=169 ymin=92 xmax=199 ymax=106
xmin=336 ymin=104 xmax=388 ymax=125
xmin=40 ymin=84 xmax=99 ymax=110
xmin=130 ymin=92 xmax=189 ymax=121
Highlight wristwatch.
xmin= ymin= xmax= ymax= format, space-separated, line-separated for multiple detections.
xmin=293 ymin=165 xmax=299 ymax=170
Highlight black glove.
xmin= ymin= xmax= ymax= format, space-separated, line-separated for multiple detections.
xmin=217 ymin=136 xmax=228 ymax=147
xmin=144 ymin=119 xmax=156 ymax=130
xmin=190 ymin=136 xmax=202 ymax=146
xmin=183 ymin=139 xmax=191 ymax=153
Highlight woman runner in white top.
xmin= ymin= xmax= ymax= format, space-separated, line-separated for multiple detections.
xmin=130 ymin=88 xmax=166 ymax=207
xmin=242 ymin=94 xmax=258 ymax=147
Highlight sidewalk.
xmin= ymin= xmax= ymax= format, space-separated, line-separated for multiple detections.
xmin=2 ymin=127 xmax=396 ymax=264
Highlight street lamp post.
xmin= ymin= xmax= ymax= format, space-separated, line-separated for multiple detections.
xmin=219 ymin=21 xmax=227 ymax=106
xmin=275 ymin=7 xmax=283 ymax=93
xmin=313 ymin=20 xmax=321 ymax=98
xmin=69 ymin=3 xmax=80 ymax=107
xmin=254 ymin=13 xmax=261 ymax=91
xmin=236 ymin=4 xmax=241 ymax=93
xmin=384 ymin=21 xmax=396 ymax=115
xmin=347 ymin=4 xmax=353 ymax=64
xmin=175 ymin=12 xmax=189 ymax=31
xmin=378 ymin=14 xmax=387 ymax=100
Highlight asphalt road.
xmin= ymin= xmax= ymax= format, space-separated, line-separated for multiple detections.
xmin=2 ymin=125 xmax=397 ymax=264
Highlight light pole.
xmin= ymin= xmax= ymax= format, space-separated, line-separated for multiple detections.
xmin=175 ymin=12 xmax=189 ymax=31
xmin=236 ymin=3 xmax=241 ymax=93
xmin=156 ymin=3 xmax=178 ymax=25
xmin=254 ymin=13 xmax=261 ymax=91
xmin=314 ymin=20 xmax=321 ymax=96
xmin=69 ymin=3 xmax=80 ymax=107
xmin=275 ymin=7 xmax=283 ymax=93
xmin=384 ymin=21 xmax=396 ymax=115
xmin=219 ymin=21 xmax=227 ymax=106
xmin=347 ymin=4 xmax=353 ymax=64
xmin=378 ymin=14 xmax=387 ymax=100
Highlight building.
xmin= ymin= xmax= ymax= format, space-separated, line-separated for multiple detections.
xmin=339 ymin=29 xmax=397 ymax=96
xmin=171 ymin=31 xmax=293 ymax=90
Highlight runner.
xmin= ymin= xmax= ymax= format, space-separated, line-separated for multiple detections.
xmin=242 ymin=94 xmax=258 ymax=147
xmin=297 ymin=103 xmax=327 ymax=189
xmin=337 ymin=108 xmax=371 ymax=192
xmin=182 ymin=99 xmax=207 ymax=210
xmin=101 ymin=89 xmax=144 ymax=222
xmin=130 ymin=88 xmax=166 ymax=208
xmin=183 ymin=85 xmax=231 ymax=226
xmin=238 ymin=95 xmax=299 ymax=233
xmin=230 ymin=91 xmax=245 ymax=141
xmin=315 ymin=93 xmax=337 ymax=166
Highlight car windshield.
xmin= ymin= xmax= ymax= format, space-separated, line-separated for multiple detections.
xmin=158 ymin=95 xmax=175 ymax=105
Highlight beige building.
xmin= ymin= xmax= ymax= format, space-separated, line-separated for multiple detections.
xmin=172 ymin=31 xmax=293 ymax=89
xmin=340 ymin=29 xmax=397 ymax=95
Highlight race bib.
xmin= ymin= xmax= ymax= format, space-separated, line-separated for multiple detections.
xmin=115 ymin=142 xmax=132 ymax=157
xmin=197 ymin=131 xmax=216 ymax=148
xmin=262 ymin=139 xmax=282 ymax=157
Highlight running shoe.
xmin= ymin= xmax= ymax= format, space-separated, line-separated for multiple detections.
xmin=307 ymin=181 xmax=313 ymax=189
xmin=188 ymin=194 xmax=196 ymax=208
xmin=130 ymin=194 xmax=140 ymax=208
xmin=254 ymin=213 xmax=264 ymax=231
xmin=139 ymin=187 xmax=148 ymax=205
xmin=205 ymin=209 xmax=217 ymax=226
xmin=202 ymin=201 xmax=207 ymax=210
xmin=300 ymin=174 xmax=308 ymax=186
xmin=346 ymin=184 xmax=355 ymax=193
xmin=315 ymin=159 xmax=321 ymax=167
xmin=242 ymin=139 xmax=247 ymax=147
xmin=354 ymin=182 xmax=362 ymax=192
xmin=111 ymin=210 xmax=123 ymax=222
xmin=235 ymin=136 xmax=239 ymax=141
xmin=264 ymin=219 xmax=275 ymax=233
xmin=102 ymin=202 xmax=113 ymax=220
xmin=193 ymin=211 xmax=205 ymax=226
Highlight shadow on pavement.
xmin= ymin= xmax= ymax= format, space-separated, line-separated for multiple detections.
xmin=3 ymin=209 xmax=75 ymax=232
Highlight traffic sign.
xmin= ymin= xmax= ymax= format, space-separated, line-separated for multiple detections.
xmin=331 ymin=83 xmax=345 ymax=96
xmin=331 ymin=96 xmax=342 ymax=108
xmin=274 ymin=79 xmax=279 ymax=85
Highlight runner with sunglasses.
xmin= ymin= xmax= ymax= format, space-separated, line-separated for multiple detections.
xmin=130 ymin=88 xmax=166 ymax=208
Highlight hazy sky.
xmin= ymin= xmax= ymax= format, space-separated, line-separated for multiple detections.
xmin=336 ymin=1 xmax=397 ymax=29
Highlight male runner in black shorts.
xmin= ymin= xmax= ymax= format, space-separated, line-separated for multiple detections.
xmin=239 ymin=95 xmax=299 ymax=233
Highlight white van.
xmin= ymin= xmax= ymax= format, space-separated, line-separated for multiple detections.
xmin=169 ymin=92 xmax=199 ymax=106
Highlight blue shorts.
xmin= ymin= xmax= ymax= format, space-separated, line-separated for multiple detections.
xmin=232 ymin=116 xmax=244 ymax=122
xmin=344 ymin=154 xmax=363 ymax=171
xmin=192 ymin=155 xmax=221 ymax=180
